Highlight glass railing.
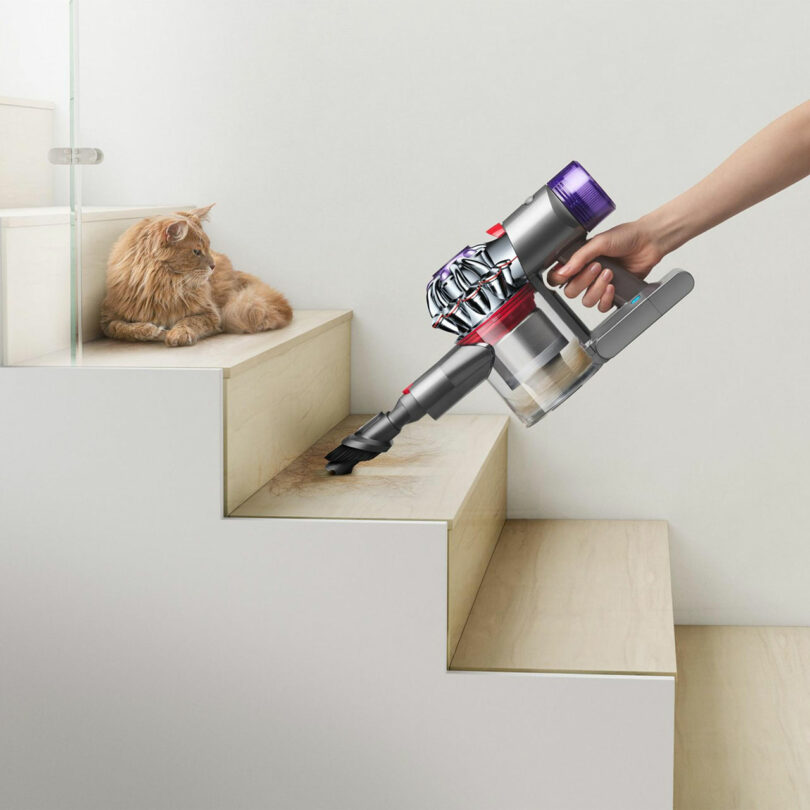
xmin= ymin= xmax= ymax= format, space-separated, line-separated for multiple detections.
xmin=0 ymin=1 xmax=197 ymax=367
xmin=0 ymin=1 xmax=74 ymax=365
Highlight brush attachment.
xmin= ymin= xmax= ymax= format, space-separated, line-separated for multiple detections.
xmin=324 ymin=445 xmax=380 ymax=476
xmin=324 ymin=412 xmax=405 ymax=475
xmin=324 ymin=344 xmax=495 ymax=475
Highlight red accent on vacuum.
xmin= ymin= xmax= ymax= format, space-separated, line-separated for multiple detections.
xmin=486 ymin=223 xmax=506 ymax=238
xmin=458 ymin=283 xmax=536 ymax=346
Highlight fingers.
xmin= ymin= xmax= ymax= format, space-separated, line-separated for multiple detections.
xmin=547 ymin=234 xmax=609 ymax=285
xmin=598 ymin=283 xmax=615 ymax=312
xmin=556 ymin=264 xmax=616 ymax=311
xmin=582 ymin=268 xmax=613 ymax=308
xmin=563 ymin=261 xmax=602 ymax=299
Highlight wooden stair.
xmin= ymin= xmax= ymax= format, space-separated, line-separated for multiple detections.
xmin=234 ymin=411 xmax=509 ymax=663
xmin=26 ymin=309 xmax=353 ymax=514
xmin=451 ymin=520 xmax=676 ymax=676
xmin=231 ymin=413 xmax=507 ymax=522
xmin=674 ymin=626 xmax=810 ymax=809
xmin=2 ymin=284 xmax=683 ymax=807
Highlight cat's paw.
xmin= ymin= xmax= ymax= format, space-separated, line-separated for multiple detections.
xmin=165 ymin=324 xmax=198 ymax=347
xmin=145 ymin=323 xmax=167 ymax=341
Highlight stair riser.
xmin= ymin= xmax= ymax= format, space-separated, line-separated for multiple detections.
xmin=224 ymin=320 xmax=351 ymax=513
xmin=447 ymin=432 xmax=506 ymax=663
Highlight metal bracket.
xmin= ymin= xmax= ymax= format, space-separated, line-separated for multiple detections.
xmin=48 ymin=147 xmax=104 ymax=165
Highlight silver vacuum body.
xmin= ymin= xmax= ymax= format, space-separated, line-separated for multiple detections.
xmin=325 ymin=161 xmax=694 ymax=474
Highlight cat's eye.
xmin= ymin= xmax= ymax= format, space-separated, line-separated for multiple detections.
xmin=193 ymin=249 xmax=202 ymax=256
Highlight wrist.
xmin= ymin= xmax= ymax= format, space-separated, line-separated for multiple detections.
xmin=638 ymin=203 xmax=694 ymax=257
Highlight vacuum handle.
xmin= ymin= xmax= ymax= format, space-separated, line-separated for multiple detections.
xmin=556 ymin=241 xmax=646 ymax=307
xmin=592 ymin=255 xmax=646 ymax=307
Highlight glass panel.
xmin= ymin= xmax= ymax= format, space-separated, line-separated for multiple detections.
xmin=69 ymin=0 xmax=81 ymax=363
xmin=0 ymin=0 xmax=74 ymax=366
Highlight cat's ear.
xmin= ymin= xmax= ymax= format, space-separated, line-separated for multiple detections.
xmin=187 ymin=204 xmax=215 ymax=222
xmin=164 ymin=220 xmax=189 ymax=244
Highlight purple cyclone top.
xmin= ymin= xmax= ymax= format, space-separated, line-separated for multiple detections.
xmin=547 ymin=161 xmax=615 ymax=232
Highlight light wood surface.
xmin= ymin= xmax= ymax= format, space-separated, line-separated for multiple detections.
xmin=23 ymin=310 xmax=352 ymax=375
xmin=232 ymin=413 xmax=508 ymax=523
xmin=675 ymin=626 xmax=810 ymax=810
xmin=451 ymin=520 xmax=676 ymax=675
xmin=233 ymin=408 xmax=507 ymax=661
xmin=224 ymin=319 xmax=351 ymax=513
xmin=446 ymin=433 xmax=506 ymax=663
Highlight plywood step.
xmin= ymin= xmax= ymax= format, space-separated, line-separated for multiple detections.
xmin=231 ymin=413 xmax=508 ymax=523
xmin=25 ymin=309 xmax=353 ymax=514
xmin=451 ymin=519 xmax=677 ymax=676
xmin=675 ymin=626 xmax=810 ymax=810
xmin=22 ymin=306 xmax=350 ymax=375
xmin=233 ymin=413 xmax=509 ymax=663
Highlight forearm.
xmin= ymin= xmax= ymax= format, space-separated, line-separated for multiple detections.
xmin=643 ymin=99 xmax=810 ymax=254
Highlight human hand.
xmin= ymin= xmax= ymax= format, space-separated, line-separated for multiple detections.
xmin=547 ymin=218 xmax=666 ymax=312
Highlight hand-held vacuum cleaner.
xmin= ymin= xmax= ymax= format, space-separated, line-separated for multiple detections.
xmin=325 ymin=161 xmax=694 ymax=474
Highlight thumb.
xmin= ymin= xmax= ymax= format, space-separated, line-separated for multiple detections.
xmin=550 ymin=233 xmax=611 ymax=284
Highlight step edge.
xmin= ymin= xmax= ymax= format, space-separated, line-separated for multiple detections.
xmin=449 ymin=664 xmax=678 ymax=677
xmin=224 ymin=311 xmax=353 ymax=377
xmin=447 ymin=416 xmax=509 ymax=530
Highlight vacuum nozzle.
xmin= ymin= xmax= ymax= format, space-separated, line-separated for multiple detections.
xmin=324 ymin=412 xmax=403 ymax=475
xmin=324 ymin=343 xmax=495 ymax=474
xmin=324 ymin=444 xmax=380 ymax=476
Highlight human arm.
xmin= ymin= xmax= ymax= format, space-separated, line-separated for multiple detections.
xmin=548 ymin=99 xmax=810 ymax=311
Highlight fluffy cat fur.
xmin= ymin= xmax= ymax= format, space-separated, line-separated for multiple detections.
xmin=101 ymin=205 xmax=292 ymax=347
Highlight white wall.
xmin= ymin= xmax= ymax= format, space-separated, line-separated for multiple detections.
xmin=75 ymin=0 xmax=810 ymax=625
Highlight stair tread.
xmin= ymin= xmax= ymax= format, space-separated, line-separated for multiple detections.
xmin=22 ymin=310 xmax=352 ymax=377
xmin=674 ymin=626 xmax=810 ymax=809
xmin=450 ymin=519 xmax=676 ymax=676
xmin=231 ymin=413 xmax=508 ymax=523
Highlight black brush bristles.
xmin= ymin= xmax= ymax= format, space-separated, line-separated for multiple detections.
xmin=324 ymin=444 xmax=379 ymax=475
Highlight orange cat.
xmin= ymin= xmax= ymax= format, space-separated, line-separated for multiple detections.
xmin=100 ymin=205 xmax=292 ymax=347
